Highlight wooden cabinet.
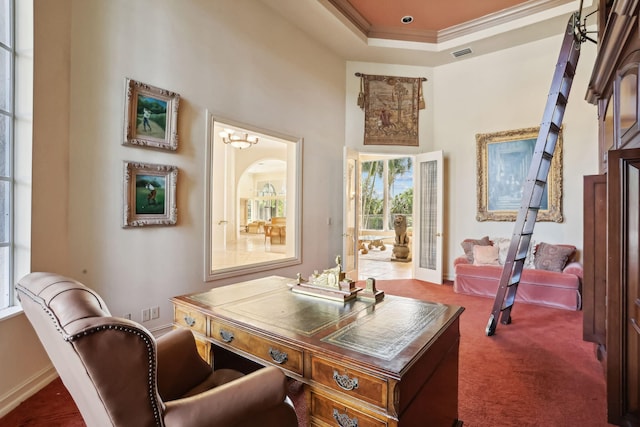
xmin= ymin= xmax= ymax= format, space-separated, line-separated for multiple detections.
xmin=587 ymin=1 xmax=640 ymax=425
xmin=583 ymin=174 xmax=607 ymax=362
xmin=607 ymin=148 xmax=640 ymax=426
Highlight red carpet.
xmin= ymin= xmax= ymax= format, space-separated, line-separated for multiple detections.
xmin=0 ymin=280 xmax=612 ymax=427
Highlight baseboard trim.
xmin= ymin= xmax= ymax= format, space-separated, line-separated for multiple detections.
xmin=0 ymin=364 xmax=57 ymax=418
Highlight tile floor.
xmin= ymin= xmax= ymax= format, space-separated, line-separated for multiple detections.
xmin=357 ymin=246 xmax=413 ymax=280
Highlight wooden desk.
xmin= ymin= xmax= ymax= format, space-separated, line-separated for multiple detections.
xmin=171 ymin=276 xmax=464 ymax=427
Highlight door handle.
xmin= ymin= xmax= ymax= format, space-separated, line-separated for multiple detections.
xmin=217 ymin=220 xmax=228 ymax=225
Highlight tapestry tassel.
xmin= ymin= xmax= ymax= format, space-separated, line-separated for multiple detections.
xmin=357 ymin=75 xmax=365 ymax=109
xmin=418 ymin=79 xmax=426 ymax=110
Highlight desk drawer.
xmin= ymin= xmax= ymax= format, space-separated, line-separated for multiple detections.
xmin=310 ymin=390 xmax=387 ymax=427
xmin=173 ymin=305 xmax=207 ymax=335
xmin=210 ymin=320 xmax=303 ymax=375
xmin=311 ymin=355 xmax=387 ymax=408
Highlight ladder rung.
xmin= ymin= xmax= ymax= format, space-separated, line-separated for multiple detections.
xmin=539 ymin=121 xmax=561 ymax=135
xmin=549 ymin=90 xmax=568 ymax=103
xmin=557 ymin=92 xmax=568 ymax=105
xmin=501 ymin=304 xmax=514 ymax=312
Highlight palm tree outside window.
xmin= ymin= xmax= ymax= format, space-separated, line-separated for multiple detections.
xmin=361 ymin=157 xmax=413 ymax=233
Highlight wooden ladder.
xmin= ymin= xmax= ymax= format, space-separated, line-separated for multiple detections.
xmin=486 ymin=12 xmax=583 ymax=336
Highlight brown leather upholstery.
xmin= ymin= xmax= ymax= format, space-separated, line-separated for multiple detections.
xmin=16 ymin=272 xmax=298 ymax=427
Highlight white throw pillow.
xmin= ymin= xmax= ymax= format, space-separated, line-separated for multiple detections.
xmin=472 ymin=245 xmax=500 ymax=266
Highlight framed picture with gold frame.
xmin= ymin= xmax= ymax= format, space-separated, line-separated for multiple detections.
xmin=123 ymin=161 xmax=178 ymax=227
xmin=475 ymin=126 xmax=563 ymax=222
xmin=123 ymin=78 xmax=180 ymax=151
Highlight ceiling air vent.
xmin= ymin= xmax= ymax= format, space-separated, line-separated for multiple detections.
xmin=451 ymin=47 xmax=473 ymax=58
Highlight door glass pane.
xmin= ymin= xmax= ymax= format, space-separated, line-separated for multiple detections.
xmin=604 ymin=96 xmax=615 ymax=149
xmin=361 ymin=160 xmax=383 ymax=230
xmin=419 ymin=160 xmax=437 ymax=270
xmin=0 ymin=245 xmax=9 ymax=309
xmin=619 ymin=72 xmax=637 ymax=139
xmin=0 ymin=114 xmax=8 ymax=177
xmin=0 ymin=180 xmax=9 ymax=243
xmin=0 ymin=0 xmax=10 ymax=48
xmin=387 ymin=157 xmax=413 ymax=230
xmin=0 ymin=48 xmax=10 ymax=112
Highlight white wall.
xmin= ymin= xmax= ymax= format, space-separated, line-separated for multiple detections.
xmin=65 ymin=0 xmax=346 ymax=320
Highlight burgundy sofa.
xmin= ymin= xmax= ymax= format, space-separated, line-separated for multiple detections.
xmin=453 ymin=242 xmax=583 ymax=311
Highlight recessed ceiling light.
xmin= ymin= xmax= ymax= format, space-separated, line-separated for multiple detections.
xmin=401 ymin=16 xmax=413 ymax=24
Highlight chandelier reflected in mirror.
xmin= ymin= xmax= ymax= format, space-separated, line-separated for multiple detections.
xmin=219 ymin=128 xmax=259 ymax=149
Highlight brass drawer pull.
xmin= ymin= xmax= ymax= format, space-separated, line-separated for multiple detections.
xmin=219 ymin=329 xmax=234 ymax=343
xmin=631 ymin=318 xmax=640 ymax=336
xmin=333 ymin=409 xmax=358 ymax=427
xmin=268 ymin=347 xmax=288 ymax=364
xmin=183 ymin=315 xmax=196 ymax=327
xmin=333 ymin=370 xmax=359 ymax=391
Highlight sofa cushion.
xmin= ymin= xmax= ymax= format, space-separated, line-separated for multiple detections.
xmin=461 ymin=236 xmax=491 ymax=262
xmin=491 ymin=237 xmax=511 ymax=265
xmin=473 ymin=245 xmax=500 ymax=266
xmin=491 ymin=236 xmax=537 ymax=267
xmin=534 ymin=242 xmax=576 ymax=272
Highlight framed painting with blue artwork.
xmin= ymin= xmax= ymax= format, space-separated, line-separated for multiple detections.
xmin=475 ymin=127 xmax=563 ymax=222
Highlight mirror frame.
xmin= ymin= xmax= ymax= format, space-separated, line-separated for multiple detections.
xmin=204 ymin=112 xmax=302 ymax=281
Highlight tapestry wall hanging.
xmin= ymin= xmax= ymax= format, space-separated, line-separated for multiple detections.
xmin=357 ymin=73 xmax=426 ymax=146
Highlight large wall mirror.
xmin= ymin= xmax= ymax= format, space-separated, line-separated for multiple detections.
xmin=205 ymin=113 xmax=302 ymax=280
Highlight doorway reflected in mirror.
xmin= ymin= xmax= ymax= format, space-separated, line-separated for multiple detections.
xmin=205 ymin=114 xmax=301 ymax=280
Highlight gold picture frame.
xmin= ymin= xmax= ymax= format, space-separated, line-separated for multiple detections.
xmin=476 ymin=127 xmax=563 ymax=222
xmin=123 ymin=78 xmax=180 ymax=151
xmin=123 ymin=161 xmax=178 ymax=227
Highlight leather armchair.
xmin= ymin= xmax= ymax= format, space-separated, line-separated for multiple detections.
xmin=16 ymin=272 xmax=298 ymax=427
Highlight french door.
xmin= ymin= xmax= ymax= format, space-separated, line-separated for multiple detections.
xmin=342 ymin=149 xmax=444 ymax=283
xmin=413 ymin=150 xmax=444 ymax=284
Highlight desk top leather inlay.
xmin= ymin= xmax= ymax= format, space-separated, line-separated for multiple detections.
xmin=322 ymin=299 xmax=448 ymax=360
xmin=216 ymin=291 xmax=370 ymax=336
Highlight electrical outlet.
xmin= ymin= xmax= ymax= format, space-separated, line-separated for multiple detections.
xmin=123 ymin=313 xmax=131 ymax=320
xmin=142 ymin=308 xmax=151 ymax=322
xmin=151 ymin=306 xmax=160 ymax=319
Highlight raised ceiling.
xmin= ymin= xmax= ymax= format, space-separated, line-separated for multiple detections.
xmin=259 ymin=0 xmax=595 ymax=66
xmin=326 ymin=0 xmax=533 ymax=43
